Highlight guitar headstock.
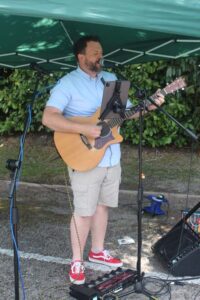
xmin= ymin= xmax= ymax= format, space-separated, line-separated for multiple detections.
xmin=163 ymin=77 xmax=187 ymax=95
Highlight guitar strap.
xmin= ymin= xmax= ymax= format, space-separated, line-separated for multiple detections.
xmin=101 ymin=77 xmax=106 ymax=86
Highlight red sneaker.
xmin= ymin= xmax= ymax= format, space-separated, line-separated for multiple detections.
xmin=69 ymin=260 xmax=85 ymax=285
xmin=88 ymin=250 xmax=123 ymax=267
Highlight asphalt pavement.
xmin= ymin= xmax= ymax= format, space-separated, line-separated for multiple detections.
xmin=1 ymin=180 xmax=200 ymax=300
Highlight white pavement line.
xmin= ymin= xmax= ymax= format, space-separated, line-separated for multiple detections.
xmin=0 ymin=248 xmax=110 ymax=272
xmin=1 ymin=248 xmax=200 ymax=284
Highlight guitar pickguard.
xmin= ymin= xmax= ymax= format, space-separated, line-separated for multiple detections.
xmin=94 ymin=121 xmax=114 ymax=149
xmin=94 ymin=132 xmax=115 ymax=149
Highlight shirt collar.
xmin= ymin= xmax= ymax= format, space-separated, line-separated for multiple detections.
xmin=77 ymin=66 xmax=103 ymax=81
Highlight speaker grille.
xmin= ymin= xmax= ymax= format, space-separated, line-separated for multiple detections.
xmin=153 ymin=220 xmax=200 ymax=276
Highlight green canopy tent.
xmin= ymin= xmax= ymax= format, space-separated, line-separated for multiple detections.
xmin=1 ymin=3 xmax=199 ymax=299
xmin=0 ymin=0 xmax=200 ymax=70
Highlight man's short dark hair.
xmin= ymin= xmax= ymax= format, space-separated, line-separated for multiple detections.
xmin=73 ymin=35 xmax=101 ymax=61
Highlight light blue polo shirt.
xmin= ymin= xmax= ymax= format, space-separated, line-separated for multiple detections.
xmin=46 ymin=67 xmax=123 ymax=167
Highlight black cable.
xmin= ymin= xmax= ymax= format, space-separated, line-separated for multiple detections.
xmin=171 ymin=142 xmax=197 ymax=271
xmin=166 ymin=275 xmax=200 ymax=282
xmin=117 ymin=276 xmax=172 ymax=299
xmin=142 ymin=276 xmax=171 ymax=298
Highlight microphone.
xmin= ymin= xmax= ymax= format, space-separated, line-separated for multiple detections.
xmin=30 ymin=62 xmax=52 ymax=76
xmin=100 ymin=58 xmax=121 ymax=68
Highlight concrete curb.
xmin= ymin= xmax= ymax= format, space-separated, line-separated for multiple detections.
xmin=1 ymin=180 xmax=199 ymax=209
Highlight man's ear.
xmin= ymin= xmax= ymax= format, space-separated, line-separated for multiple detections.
xmin=77 ymin=53 xmax=84 ymax=64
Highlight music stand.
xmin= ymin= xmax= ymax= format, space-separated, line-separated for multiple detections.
xmin=99 ymin=80 xmax=130 ymax=120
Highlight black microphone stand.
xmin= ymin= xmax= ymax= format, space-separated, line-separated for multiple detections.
xmin=111 ymin=69 xmax=198 ymax=298
xmin=135 ymin=97 xmax=145 ymax=287
xmin=135 ymin=89 xmax=198 ymax=298
xmin=6 ymin=70 xmax=50 ymax=300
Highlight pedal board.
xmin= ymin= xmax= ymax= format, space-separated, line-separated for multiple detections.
xmin=69 ymin=267 xmax=138 ymax=300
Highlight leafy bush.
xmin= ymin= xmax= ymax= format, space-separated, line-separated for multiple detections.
xmin=0 ymin=57 xmax=199 ymax=147
xmin=0 ymin=69 xmax=60 ymax=134
xmin=119 ymin=58 xmax=200 ymax=147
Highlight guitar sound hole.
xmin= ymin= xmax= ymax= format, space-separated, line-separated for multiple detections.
xmin=97 ymin=121 xmax=111 ymax=137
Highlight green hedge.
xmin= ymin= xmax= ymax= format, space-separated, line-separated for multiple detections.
xmin=119 ymin=58 xmax=200 ymax=147
xmin=0 ymin=57 xmax=199 ymax=147
xmin=0 ymin=69 xmax=58 ymax=133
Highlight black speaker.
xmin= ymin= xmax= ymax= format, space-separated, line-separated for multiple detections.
xmin=153 ymin=202 xmax=200 ymax=276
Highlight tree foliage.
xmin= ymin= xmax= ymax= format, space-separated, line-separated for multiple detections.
xmin=0 ymin=57 xmax=199 ymax=147
xmin=0 ymin=69 xmax=60 ymax=134
xmin=119 ymin=57 xmax=200 ymax=147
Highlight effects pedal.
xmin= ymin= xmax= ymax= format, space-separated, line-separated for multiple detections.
xmin=69 ymin=267 xmax=137 ymax=300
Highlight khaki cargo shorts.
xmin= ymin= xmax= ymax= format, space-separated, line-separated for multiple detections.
xmin=68 ymin=163 xmax=121 ymax=216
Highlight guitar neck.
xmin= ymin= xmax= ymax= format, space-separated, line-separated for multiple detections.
xmin=106 ymin=93 xmax=159 ymax=129
xmin=106 ymin=105 xmax=140 ymax=129
xmin=105 ymin=76 xmax=186 ymax=129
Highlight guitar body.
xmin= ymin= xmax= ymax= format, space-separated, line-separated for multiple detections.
xmin=54 ymin=108 xmax=123 ymax=172
xmin=54 ymin=77 xmax=186 ymax=172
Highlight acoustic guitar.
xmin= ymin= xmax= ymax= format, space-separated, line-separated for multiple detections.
xmin=54 ymin=77 xmax=186 ymax=172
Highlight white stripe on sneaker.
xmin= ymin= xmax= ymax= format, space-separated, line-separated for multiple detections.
xmin=88 ymin=257 xmax=123 ymax=267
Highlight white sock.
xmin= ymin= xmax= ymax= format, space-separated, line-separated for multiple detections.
xmin=91 ymin=248 xmax=103 ymax=253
